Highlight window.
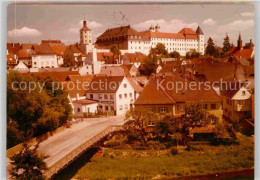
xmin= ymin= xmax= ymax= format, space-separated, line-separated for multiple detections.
xmin=104 ymin=94 xmax=108 ymax=99
xmin=178 ymin=104 xmax=185 ymax=111
xmin=99 ymin=105 xmax=103 ymax=110
xmin=124 ymin=93 xmax=127 ymax=98
xmin=148 ymin=107 xmax=155 ymax=112
xmin=110 ymin=94 xmax=114 ymax=100
xmin=111 ymin=106 xmax=114 ymax=111
xmin=105 ymin=106 xmax=109 ymax=111
xmin=124 ymin=104 xmax=128 ymax=110
xmin=160 ymin=107 xmax=167 ymax=113
xmin=147 ymin=120 xmax=155 ymax=126
xmin=124 ymin=84 xmax=127 ymax=88
xmin=202 ymin=104 xmax=208 ymax=110
xmin=119 ymin=105 xmax=123 ymax=110
xmin=90 ymin=94 xmax=93 ymax=99
xmin=98 ymin=94 xmax=102 ymax=99
xmin=34 ymin=62 xmax=37 ymax=65
xmin=242 ymin=91 xmax=246 ymax=96
xmin=129 ymin=93 xmax=132 ymax=98
xmin=119 ymin=94 xmax=122 ymax=99
xmin=77 ymin=108 xmax=80 ymax=112
xmin=211 ymin=104 xmax=217 ymax=110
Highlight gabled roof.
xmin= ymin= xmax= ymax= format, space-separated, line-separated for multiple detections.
xmin=50 ymin=45 xmax=67 ymax=56
xmin=96 ymin=25 xmax=140 ymax=40
xmin=68 ymin=44 xmax=84 ymax=54
xmin=135 ymin=75 xmax=221 ymax=105
xmin=178 ymin=28 xmax=197 ymax=35
xmin=7 ymin=54 xmax=16 ymax=64
xmin=123 ymin=52 xmax=146 ymax=63
xmin=7 ymin=43 xmax=21 ymax=54
xmin=65 ymin=74 xmax=95 ymax=83
xmin=134 ymin=78 xmax=175 ymax=105
xmin=221 ymin=82 xmax=245 ymax=99
xmin=34 ymin=43 xmax=55 ymax=55
xmin=196 ymin=26 xmax=204 ymax=35
xmin=234 ymin=49 xmax=254 ymax=59
xmin=127 ymin=76 xmax=146 ymax=93
xmin=86 ymin=76 xmax=125 ymax=93
xmin=100 ymin=66 xmax=125 ymax=76
xmin=17 ymin=49 xmax=33 ymax=59
xmin=27 ymin=71 xmax=80 ymax=82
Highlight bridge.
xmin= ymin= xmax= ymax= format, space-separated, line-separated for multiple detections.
xmin=7 ymin=115 xmax=125 ymax=179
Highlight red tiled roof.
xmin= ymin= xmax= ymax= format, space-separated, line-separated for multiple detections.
xmin=7 ymin=54 xmax=16 ymax=64
xmin=96 ymin=25 xmax=140 ymax=40
xmin=86 ymin=76 xmax=125 ymax=93
xmin=17 ymin=49 xmax=33 ymax=59
xmin=135 ymin=75 xmax=221 ymax=105
xmin=65 ymin=74 xmax=95 ymax=83
xmin=234 ymin=49 xmax=254 ymax=59
xmin=140 ymin=31 xmax=186 ymax=39
xmin=72 ymin=99 xmax=98 ymax=105
xmin=221 ymin=82 xmax=244 ymax=99
xmin=127 ymin=77 xmax=145 ymax=93
xmin=100 ymin=66 xmax=125 ymax=76
xmin=34 ymin=43 xmax=55 ymax=55
xmin=178 ymin=28 xmax=197 ymax=35
xmin=27 ymin=71 xmax=80 ymax=82
xmin=7 ymin=43 xmax=21 ymax=54
xmin=50 ymin=45 xmax=67 ymax=56
xmin=123 ymin=52 xmax=146 ymax=63
xmin=69 ymin=44 xmax=84 ymax=54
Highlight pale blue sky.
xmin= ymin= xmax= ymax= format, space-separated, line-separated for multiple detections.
xmin=7 ymin=3 xmax=254 ymax=46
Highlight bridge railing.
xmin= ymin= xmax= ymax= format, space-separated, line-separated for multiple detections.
xmin=44 ymin=125 xmax=122 ymax=178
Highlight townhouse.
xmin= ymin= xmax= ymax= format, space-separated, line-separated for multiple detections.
xmin=134 ymin=75 xmax=223 ymax=124
xmin=86 ymin=76 xmax=135 ymax=115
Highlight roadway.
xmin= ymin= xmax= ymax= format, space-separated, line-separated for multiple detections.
xmin=6 ymin=115 xmax=125 ymax=179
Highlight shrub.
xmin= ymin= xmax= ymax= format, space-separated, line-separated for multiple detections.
xmin=132 ymin=142 xmax=148 ymax=150
xmin=170 ymin=147 xmax=178 ymax=155
xmin=147 ymin=141 xmax=166 ymax=150
xmin=104 ymin=139 xmax=122 ymax=148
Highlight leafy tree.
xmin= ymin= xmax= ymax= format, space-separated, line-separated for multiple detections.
xmin=180 ymin=104 xmax=219 ymax=145
xmin=110 ymin=45 xmax=121 ymax=56
xmin=222 ymin=33 xmax=231 ymax=55
xmin=154 ymin=43 xmax=169 ymax=57
xmin=186 ymin=49 xmax=201 ymax=59
xmin=139 ymin=56 xmax=157 ymax=76
xmin=169 ymin=51 xmax=180 ymax=58
xmin=155 ymin=116 xmax=182 ymax=146
xmin=63 ymin=48 xmax=75 ymax=67
xmin=124 ymin=108 xmax=159 ymax=146
xmin=205 ymin=37 xmax=217 ymax=56
xmin=9 ymin=142 xmax=48 ymax=180
xmin=7 ymin=71 xmax=73 ymax=147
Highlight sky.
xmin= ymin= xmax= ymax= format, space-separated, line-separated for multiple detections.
xmin=7 ymin=3 xmax=254 ymax=46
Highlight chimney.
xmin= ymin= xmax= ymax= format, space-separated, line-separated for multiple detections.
xmin=76 ymin=93 xmax=80 ymax=100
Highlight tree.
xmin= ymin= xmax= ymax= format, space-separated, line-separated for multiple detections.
xmin=139 ymin=56 xmax=157 ymax=76
xmin=124 ymin=108 xmax=159 ymax=146
xmin=155 ymin=116 xmax=182 ymax=146
xmin=63 ymin=48 xmax=75 ymax=67
xmin=180 ymin=104 xmax=219 ymax=145
xmin=154 ymin=43 xmax=169 ymax=57
xmin=186 ymin=49 xmax=201 ymax=59
xmin=9 ymin=142 xmax=48 ymax=180
xmin=205 ymin=37 xmax=217 ymax=56
xmin=110 ymin=45 xmax=121 ymax=56
xmin=222 ymin=33 xmax=231 ymax=55
xmin=7 ymin=71 xmax=73 ymax=148
xmin=169 ymin=51 xmax=180 ymax=58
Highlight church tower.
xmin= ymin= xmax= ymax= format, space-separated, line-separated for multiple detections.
xmin=196 ymin=25 xmax=204 ymax=55
xmin=80 ymin=19 xmax=92 ymax=45
xmin=237 ymin=33 xmax=243 ymax=50
xmin=78 ymin=18 xmax=93 ymax=55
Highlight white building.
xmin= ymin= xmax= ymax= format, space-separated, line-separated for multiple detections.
xmin=86 ymin=76 xmax=135 ymax=115
xmin=31 ymin=43 xmax=58 ymax=69
xmin=95 ymin=25 xmax=205 ymax=56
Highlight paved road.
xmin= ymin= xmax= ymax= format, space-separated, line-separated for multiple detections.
xmin=6 ymin=115 xmax=125 ymax=179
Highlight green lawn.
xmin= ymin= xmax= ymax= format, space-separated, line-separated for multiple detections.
xmin=73 ymin=133 xmax=254 ymax=179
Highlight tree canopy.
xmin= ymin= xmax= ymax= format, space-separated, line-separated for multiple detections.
xmin=110 ymin=45 xmax=121 ymax=56
xmin=222 ymin=33 xmax=231 ymax=55
xmin=63 ymin=48 xmax=76 ymax=67
xmin=7 ymin=71 xmax=72 ymax=148
xmin=205 ymin=37 xmax=217 ymax=57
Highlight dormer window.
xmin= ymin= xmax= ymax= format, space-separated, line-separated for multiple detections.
xmin=242 ymin=91 xmax=246 ymax=96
